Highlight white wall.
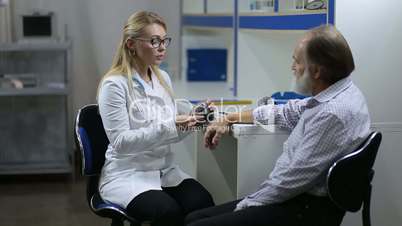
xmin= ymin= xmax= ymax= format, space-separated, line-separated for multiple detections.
xmin=237 ymin=30 xmax=304 ymax=100
xmin=336 ymin=0 xmax=402 ymax=225
xmin=336 ymin=0 xmax=402 ymax=124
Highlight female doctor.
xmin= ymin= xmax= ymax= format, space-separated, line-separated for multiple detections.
xmin=97 ymin=11 xmax=214 ymax=226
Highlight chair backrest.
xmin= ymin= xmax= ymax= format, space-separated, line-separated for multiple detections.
xmin=74 ymin=104 xmax=109 ymax=176
xmin=327 ymin=131 xmax=382 ymax=212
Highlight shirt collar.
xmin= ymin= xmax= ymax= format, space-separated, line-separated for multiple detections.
xmin=312 ymin=77 xmax=353 ymax=103
xmin=132 ymin=75 xmax=145 ymax=89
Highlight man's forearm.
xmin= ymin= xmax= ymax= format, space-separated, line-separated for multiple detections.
xmin=225 ymin=110 xmax=254 ymax=124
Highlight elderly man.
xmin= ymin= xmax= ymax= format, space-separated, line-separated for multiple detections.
xmin=186 ymin=25 xmax=371 ymax=226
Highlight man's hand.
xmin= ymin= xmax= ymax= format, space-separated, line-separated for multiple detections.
xmin=204 ymin=110 xmax=253 ymax=149
xmin=204 ymin=120 xmax=231 ymax=149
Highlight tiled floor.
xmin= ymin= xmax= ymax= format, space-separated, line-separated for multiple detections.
xmin=0 ymin=175 xmax=110 ymax=226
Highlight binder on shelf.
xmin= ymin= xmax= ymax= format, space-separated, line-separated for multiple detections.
xmin=187 ymin=48 xmax=227 ymax=81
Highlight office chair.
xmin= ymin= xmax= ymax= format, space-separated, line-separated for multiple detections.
xmin=327 ymin=131 xmax=382 ymax=226
xmin=74 ymin=104 xmax=141 ymax=226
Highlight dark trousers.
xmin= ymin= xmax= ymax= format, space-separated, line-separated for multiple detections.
xmin=185 ymin=194 xmax=345 ymax=226
xmin=126 ymin=178 xmax=214 ymax=226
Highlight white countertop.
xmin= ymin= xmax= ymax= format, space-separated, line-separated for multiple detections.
xmin=231 ymin=122 xmax=402 ymax=138
xmin=231 ymin=124 xmax=290 ymax=138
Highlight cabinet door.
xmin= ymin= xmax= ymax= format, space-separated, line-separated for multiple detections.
xmin=0 ymin=96 xmax=69 ymax=172
xmin=187 ymin=48 xmax=228 ymax=81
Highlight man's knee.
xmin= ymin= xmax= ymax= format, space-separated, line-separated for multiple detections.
xmin=185 ymin=209 xmax=202 ymax=226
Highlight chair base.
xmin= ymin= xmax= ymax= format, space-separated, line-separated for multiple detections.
xmin=111 ymin=219 xmax=124 ymax=226
xmin=111 ymin=218 xmax=144 ymax=226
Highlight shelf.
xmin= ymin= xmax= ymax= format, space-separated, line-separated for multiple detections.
xmin=239 ymin=9 xmax=327 ymax=16
xmin=239 ymin=13 xmax=328 ymax=30
xmin=0 ymin=87 xmax=68 ymax=96
xmin=182 ymin=14 xmax=234 ymax=28
xmin=183 ymin=13 xmax=233 ymax=16
xmin=182 ymin=26 xmax=234 ymax=31
xmin=0 ymin=41 xmax=71 ymax=51
xmin=0 ymin=162 xmax=72 ymax=175
xmin=182 ymin=11 xmax=330 ymax=30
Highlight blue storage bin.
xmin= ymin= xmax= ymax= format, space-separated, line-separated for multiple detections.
xmin=187 ymin=48 xmax=227 ymax=81
xmin=271 ymin=91 xmax=307 ymax=105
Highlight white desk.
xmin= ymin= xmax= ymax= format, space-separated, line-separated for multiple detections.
xmin=195 ymin=124 xmax=290 ymax=204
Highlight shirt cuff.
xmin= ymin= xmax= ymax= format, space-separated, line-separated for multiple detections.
xmin=234 ymin=198 xmax=264 ymax=211
xmin=252 ymin=105 xmax=274 ymax=125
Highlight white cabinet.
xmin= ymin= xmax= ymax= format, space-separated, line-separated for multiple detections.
xmin=0 ymin=42 xmax=73 ymax=175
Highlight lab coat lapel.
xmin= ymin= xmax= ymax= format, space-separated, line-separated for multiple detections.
xmin=132 ymin=71 xmax=163 ymax=99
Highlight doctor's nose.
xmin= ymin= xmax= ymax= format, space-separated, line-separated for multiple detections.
xmin=158 ymin=46 xmax=166 ymax=52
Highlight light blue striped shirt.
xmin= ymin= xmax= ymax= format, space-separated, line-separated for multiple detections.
xmin=237 ymin=77 xmax=371 ymax=210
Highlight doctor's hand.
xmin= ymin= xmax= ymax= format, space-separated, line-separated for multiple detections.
xmin=191 ymin=100 xmax=215 ymax=124
xmin=176 ymin=114 xmax=204 ymax=131
xmin=204 ymin=119 xmax=231 ymax=150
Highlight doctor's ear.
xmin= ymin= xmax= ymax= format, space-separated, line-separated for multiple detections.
xmin=126 ymin=39 xmax=136 ymax=51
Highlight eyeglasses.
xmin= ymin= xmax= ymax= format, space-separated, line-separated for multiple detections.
xmin=135 ymin=37 xmax=172 ymax=49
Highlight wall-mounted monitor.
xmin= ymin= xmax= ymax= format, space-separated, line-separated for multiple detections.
xmin=17 ymin=12 xmax=57 ymax=43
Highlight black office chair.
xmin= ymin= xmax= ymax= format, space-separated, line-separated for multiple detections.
xmin=74 ymin=104 xmax=141 ymax=226
xmin=327 ymin=131 xmax=382 ymax=226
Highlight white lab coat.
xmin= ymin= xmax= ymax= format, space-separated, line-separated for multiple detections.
xmin=97 ymin=68 xmax=191 ymax=208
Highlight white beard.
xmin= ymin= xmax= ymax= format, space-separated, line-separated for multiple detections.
xmin=290 ymin=69 xmax=313 ymax=96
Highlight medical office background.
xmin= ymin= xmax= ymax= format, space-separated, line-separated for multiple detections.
xmin=0 ymin=0 xmax=401 ymax=226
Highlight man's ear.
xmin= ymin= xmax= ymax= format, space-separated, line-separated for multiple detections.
xmin=309 ymin=64 xmax=321 ymax=80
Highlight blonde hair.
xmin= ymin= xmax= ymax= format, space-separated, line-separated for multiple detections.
xmin=97 ymin=11 xmax=173 ymax=98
